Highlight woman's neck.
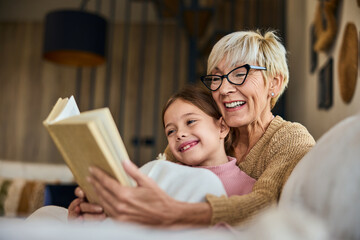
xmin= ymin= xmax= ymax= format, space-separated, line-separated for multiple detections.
xmin=233 ymin=113 xmax=274 ymax=162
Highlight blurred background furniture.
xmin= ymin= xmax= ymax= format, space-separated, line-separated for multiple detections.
xmin=0 ymin=160 xmax=75 ymax=217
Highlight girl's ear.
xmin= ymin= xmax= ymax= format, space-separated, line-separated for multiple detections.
xmin=219 ymin=117 xmax=230 ymax=139
xmin=268 ymin=74 xmax=284 ymax=98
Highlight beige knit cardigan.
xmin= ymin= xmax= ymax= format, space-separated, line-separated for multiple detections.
xmin=165 ymin=116 xmax=315 ymax=226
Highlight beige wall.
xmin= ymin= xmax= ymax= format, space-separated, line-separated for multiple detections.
xmin=0 ymin=22 xmax=188 ymax=165
xmin=287 ymin=0 xmax=360 ymax=140
xmin=0 ymin=0 xmax=286 ymax=165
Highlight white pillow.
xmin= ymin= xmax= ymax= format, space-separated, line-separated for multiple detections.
xmin=279 ymin=112 xmax=360 ymax=239
xmin=140 ymin=160 xmax=227 ymax=203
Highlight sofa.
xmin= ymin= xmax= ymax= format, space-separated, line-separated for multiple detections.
xmin=0 ymin=112 xmax=359 ymax=239
xmin=0 ymin=160 xmax=75 ymax=217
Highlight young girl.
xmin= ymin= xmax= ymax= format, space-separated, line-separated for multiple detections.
xmin=66 ymin=86 xmax=255 ymax=220
xmin=161 ymin=85 xmax=255 ymax=197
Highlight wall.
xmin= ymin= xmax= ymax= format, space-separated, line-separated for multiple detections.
xmin=0 ymin=0 xmax=159 ymax=23
xmin=0 ymin=22 xmax=188 ymax=165
xmin=0 ymin=0 xmax=288 ymax=165
xmin=287 ymin=0 xmax=360 ymax=140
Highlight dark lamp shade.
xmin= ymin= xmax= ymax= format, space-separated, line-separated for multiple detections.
xmin=43 ymin=10 xmax=107 ymax=67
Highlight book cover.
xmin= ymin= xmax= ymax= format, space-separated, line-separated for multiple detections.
xmin=43 ymin=96 xmax=135 ymax=204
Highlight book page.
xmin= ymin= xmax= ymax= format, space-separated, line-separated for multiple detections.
xmin=44 ymin=96 xmax=80 ymax=125
xmin=53 ymin=96 xmax=80 ymax=123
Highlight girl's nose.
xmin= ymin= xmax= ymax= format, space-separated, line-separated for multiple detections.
xmin=176 ymin=129 xmax=187 ymax=140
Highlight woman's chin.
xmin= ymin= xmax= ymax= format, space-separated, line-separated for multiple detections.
xmin=224 ymin=116 xmax=248 ymax=128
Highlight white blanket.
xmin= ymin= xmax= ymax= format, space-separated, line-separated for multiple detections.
xmin=140 ymin=160 xmax=227 ymax=202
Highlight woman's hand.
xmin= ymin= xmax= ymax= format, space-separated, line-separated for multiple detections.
xmin=67 ymin=187 xmax=106 ymax=221
xmin=88 ymin=160 xmax=212 ymax=227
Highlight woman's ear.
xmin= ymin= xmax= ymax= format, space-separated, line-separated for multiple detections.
xmin=269 ymin=74 xmax=284 ymax=98
xmin=219 ymin=117 xmax=230 ymax=139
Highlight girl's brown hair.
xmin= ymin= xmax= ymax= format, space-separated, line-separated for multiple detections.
xmin=162 ymin=85 xmax=235 ymax=156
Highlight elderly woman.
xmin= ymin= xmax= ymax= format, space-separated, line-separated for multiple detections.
xmin=69 ymin=30 xmax=315 ymax=226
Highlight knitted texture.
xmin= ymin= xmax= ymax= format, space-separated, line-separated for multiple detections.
xmin=206 ymin=116 xmax=315 ymax=225
xmin=198 ymin=157 xmax=255 ymax=197
xmin=165 ymin=116 xmax=315 ymax=226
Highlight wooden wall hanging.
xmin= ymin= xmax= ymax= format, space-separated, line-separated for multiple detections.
xmin=310 ymin=24 xmax=318 ymax=73
xmin=338 ymin=23 xmax=358 ymax=103
xmin=313 ymin=0 xmax=340 ymax=52
xmin=318 ymin=58 xmax=333 ymax=109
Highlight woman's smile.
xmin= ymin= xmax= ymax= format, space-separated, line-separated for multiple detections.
xmin=224 ymin=100 xmax=246 ymax=112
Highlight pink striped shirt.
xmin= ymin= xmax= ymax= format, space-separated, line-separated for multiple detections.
xmin=198 ymin=157 xmax=256 ymax=196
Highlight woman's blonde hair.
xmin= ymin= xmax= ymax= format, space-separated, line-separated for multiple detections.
xmin=207 ymin=30 xmax=289 ymax=109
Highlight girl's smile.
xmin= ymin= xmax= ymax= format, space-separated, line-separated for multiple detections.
xmin=178 ymin=140 xmax=199 ymax=152
xmin=164 ymin=99 xmax=229 ymax=166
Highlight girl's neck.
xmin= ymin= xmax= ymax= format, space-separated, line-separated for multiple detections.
xmin=200 ymin=148 xmax=229 ymax=167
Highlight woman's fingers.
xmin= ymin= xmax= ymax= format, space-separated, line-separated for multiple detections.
xmin=88 ymin=167 xmax=131 ymax=215
xmin=87 ymin=166 xmax=184 ymax=226
xmin=88 ymin=167 xmax=126 ymax=199
xmin=122 ymin=160 xmax=152 ymax=187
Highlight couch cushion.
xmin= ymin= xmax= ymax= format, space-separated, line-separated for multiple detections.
xmin=0 ymin=160 xmax=75 ymax=217
xmin=279 ymin=112 xmax=360 ymax=239
xmin=0 ymin=178 xmax=44 ymax=217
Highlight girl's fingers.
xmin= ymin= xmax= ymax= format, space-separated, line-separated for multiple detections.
xmin=82 ymin=213 xmax=107 ymax=221
xmin=74 ymin=186 xmax=85 ymax=198
xmin=79 ymin=202 xmax=104 ymax=214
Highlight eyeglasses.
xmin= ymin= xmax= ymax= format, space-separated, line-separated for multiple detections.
xmin=200 ymin=64 xmax=267 ymax=91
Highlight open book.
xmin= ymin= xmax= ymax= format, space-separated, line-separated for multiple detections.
xmin=43 ymin=96 xmax=135 ymax=204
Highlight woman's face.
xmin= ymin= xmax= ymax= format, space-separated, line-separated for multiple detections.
xmin=211 ymin=58 xmax=272 ymax=128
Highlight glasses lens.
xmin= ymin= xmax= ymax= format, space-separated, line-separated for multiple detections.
xmin=229 ymin=66 xmax=248 ymax=85
xmin=203 ymin=76 xmax=221 ymax=90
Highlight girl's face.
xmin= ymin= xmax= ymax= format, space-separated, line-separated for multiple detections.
xmin=164 ymin=99 xmax=229 ymax=166
xmin=211 ymin=58 xmax=272 ymax=128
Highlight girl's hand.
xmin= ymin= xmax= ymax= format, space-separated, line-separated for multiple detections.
xmin=68 ymin=196 xmax=83 ymax=220
xmin=67 ymin=186 xmax=106 ymax=221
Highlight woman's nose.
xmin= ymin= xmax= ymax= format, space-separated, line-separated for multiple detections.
xmin=218 ymin=77 xmax=236 ymax=95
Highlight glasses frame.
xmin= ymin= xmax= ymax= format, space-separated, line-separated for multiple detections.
xmin=200 ymin=64 xmax=267 ymax=91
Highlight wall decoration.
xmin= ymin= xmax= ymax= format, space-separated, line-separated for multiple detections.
xmin=338 ymin=23 xmax=358 ymax=103
xmin=313 ymin=0 xmax=340 ymax=52
xmin=318 ymin=58 xmax=333 ymax=110
xmin=310 ymin=24 xmax=318 ymax=73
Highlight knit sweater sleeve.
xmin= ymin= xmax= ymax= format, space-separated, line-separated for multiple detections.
xmin=206 ymin=117 xmax=315 ymax=225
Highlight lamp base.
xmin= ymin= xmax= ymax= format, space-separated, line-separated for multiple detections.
xmin=44 ymin=50 xmax=105 ymax=67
